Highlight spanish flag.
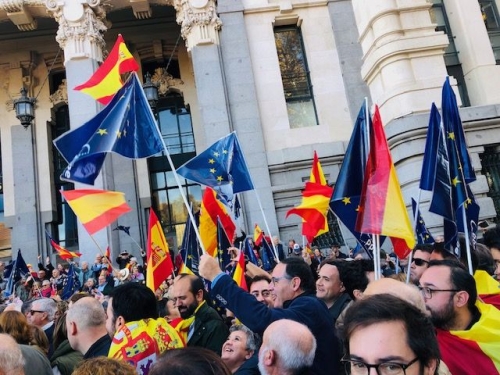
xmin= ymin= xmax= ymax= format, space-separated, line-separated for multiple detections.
xmin=61 ymin=189 xmax=132 ymax=235
xmin=355 ymin=106 xmax=415 ymax=252
xmin=74 ymin=34 xmax=139 ymax=105
xmin=232 ymin=250 xmax=247 ymax=291
xmin=437 ymin=301 xmax=500 ymax=374
xmin=146 ymin=209 xmax=174 ymax=292
xmin=475 ymin=270 xmax=500 ymax=310
xmin=310 ymin=151 xmax=327 ymax=185
xmin=199 ymin=188 xmax=235 ymax=257
xmin=253 ymin=224 xmax=263 ymax=246
xmin=49 ymin=239 xmax=81 ymax=260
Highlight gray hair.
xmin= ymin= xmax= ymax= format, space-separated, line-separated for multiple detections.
xmin=67 ymin=297 xmax=106 ymax=329
xmin=230 ymin=324 xmax=259 ymax=352
xmin=0 ymin=333 xmax=25 ymax=374
xmin=34 ymin=298 xmax=57 ymax=321
xmin=265 ymin=320 xmax=316 ymax=372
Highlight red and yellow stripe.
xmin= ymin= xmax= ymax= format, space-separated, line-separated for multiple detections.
xmin=61 ymin=189 xmax=132 ymax=235
xmin=232 ymin=250 xmax=247 ymax=291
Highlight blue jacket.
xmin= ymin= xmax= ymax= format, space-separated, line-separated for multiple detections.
xmin=211 ymin=274 xmax=340 ymax=375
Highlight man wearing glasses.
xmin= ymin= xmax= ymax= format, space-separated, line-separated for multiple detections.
xmin=419 ymin=259 xmax=500 ymax=375
xmin=408 ymin=244 xmax=432 ymax=286
xmin=28 ymin=297 xmax=57 ymax=358
xmin=199 ymin=255 xmax=340 ymax=375
xmin=342 ymin=294 xmax=440 ymax=375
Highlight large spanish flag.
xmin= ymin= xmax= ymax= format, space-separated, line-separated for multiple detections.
xmin=74 ymin=34 xmax=139 ymax=105
xmin=146 ymin=209 xmax=174 ymax=292
xmin=61 ymin=189 xmax=132 ymax=235
xmin=355 ymin=106 xmax=415 ymax=251
xmin=437 ymin=301 xmax=500 ymax=374
xmin=474 ymin=270 xmax=500 ymax=310
xmin=199 ymin=188 xmax=235 ymax=257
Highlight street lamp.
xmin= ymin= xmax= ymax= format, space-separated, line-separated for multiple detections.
xmin=143 ymin=72 xmax=159 ymax=110
xmin=13 ymin=87 xmax=35 ymax=129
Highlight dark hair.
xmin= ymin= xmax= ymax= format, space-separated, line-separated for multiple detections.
xmin=248 ymin=275 xmax=271 ymax=290
xmin=319 ymin=258 xmax=344 ymax=271
xmin=281 ymin=257 xmax=316 ymax=294
xmin=109 ymin=282 xmax=159 ymax=323
xmin=475 ymin=243 xmax=496 ymax=275
xmin=483 ymin=224 xmax=500 ymax=248
xmin=338 ymin=260 xmax=371 ymax=300
xmin=177 ymin=274 xmax=207 ymax=301
xmin=413 ymin=243 xmax=433 ymax=255
xmin=149 ymin=347 xmax=232 ymax=375
xmin=427 ymin=259 xmax=478 ymax=312
xmin=431 ymin=242 xmax=456 ymax=260
xmin=343 ymin=294 xmax=440 ymax=374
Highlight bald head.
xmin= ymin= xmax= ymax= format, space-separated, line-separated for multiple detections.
xmin=259 ymin=320 xmax=316 ymax=375
xmin=0 ymin=333 xmax=24 ymax=375
xmin=363 ymin=278 xmax=427 ymax=314
xmin=66 ymin=297 xmax=108 ymax=355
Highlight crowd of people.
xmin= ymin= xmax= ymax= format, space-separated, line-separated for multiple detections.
xmin=0 ymin=225 xmax=499 ymax=375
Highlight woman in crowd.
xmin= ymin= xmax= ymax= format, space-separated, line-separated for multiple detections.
xmin=0 ymin=310 xmax=31 ymax=345
xmin=221 ymin=324 xmax=260 ymax=375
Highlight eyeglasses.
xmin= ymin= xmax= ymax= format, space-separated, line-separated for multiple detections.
xmin=342 ymin=356 xmax=419 ymax=375
xmin=29 ymin=310 xmax=44 ymax=315
xmin=412 ymin=258 xmax=429 ymax=267
xmin=251 ymin=290 xmax=271 ymax=298
xmin=418 ymin=286 xmax=460 ymax=299
xmin=271 ymin=276 xmax=291 ymax=285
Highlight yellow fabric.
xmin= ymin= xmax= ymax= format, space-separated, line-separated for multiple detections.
xmin=474 ymin=270 xmax=500 ymax=295
xmin=108 ymin=317 xmax=184 ymax=375
xmin=173 ymin=300 xmax=206 ymax=343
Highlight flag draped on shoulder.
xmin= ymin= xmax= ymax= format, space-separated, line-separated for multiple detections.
xmin=330 ymin=102 xmax=374 ymax=255
xmin=176 ymin=132 xmax=254 ymax=203
xmin=146 ymin=209 xmax=174 ymax=292
xmin=355 ymin=106 xmax=415 ymax=254
xmin=61 ymin=189 xmax=132 ymax=235
xmin=74 ymin=34 xmax=139 ymax=104
xmin=54 ymin=72 xmax=164 ymax=185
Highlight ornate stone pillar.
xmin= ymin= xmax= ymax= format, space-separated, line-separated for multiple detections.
xmin=45 ymin=0 xmax=112 ymax=260
xmin=174 ymin=0 xmax=222 ymax=51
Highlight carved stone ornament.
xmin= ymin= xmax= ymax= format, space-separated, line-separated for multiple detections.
xmin=151 ymin=67 xmax=184 ymax=96
xmin=49 ymin=79 xmax=68 ymax=106
xmin=45 ymin=0 xmax=109 ymax=63
xmin=173 ymin=0 xmax=222 ymax=50
xmin=0 ymin=0 xmax=39 ymax=31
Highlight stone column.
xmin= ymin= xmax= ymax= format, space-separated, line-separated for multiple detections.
xmin=45 ymin=0 xmax=115 ymax=260
xmin=443 ymin=0 xmax=500 ymax=106
xmin=351 ymin=0 xmax=450 ymax=124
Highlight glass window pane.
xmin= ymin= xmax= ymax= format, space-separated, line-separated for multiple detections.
xmin=152 ymin=173 xmax=166 ymax=190
xmin=287 ymin=100 xmax=317 ymax=128
xmin=188 ymin=185 xmax=202 ymax=213
xmin=158 ymin=110 xmax=178 ymax=136
xmin=168 ymin=188 xmax=187 ymax=225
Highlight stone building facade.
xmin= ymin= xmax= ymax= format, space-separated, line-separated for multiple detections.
xmin=0 ymin=0 xmax=498 ymax=263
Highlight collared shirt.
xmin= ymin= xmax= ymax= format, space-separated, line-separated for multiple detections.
xmin=42 ymin=320 xmax=54 ymax=331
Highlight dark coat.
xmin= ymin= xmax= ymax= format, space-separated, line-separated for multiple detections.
xmin=234 ymin=354 xmax=260 ymax=375
xmin=50 ymin=339 xmax=84 ymax=375
xmin=84 ymin=334 xmax=112 ymax=359
xmin=188 ymin=301 xmax=229 ymax=356
xmin=211 ymin=274 xmax=340 ymax=375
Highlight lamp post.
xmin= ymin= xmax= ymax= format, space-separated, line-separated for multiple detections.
xmin=143 ymin=72 xmax=159 ymax=110
xmin=13 ymin=87 xmax=35 ymax=129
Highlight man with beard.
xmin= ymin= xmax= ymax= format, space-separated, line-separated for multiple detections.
xmin=171 ymin=274 xmax=229 ymax=355
xmin=419 ymin=259 xmax=500 ymax=375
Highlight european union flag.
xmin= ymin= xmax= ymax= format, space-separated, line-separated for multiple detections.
xmin=177 ymin=132 xmax=254 ymax=202
xmin=54 ymin=72 xmax=164 ymax=185
xmin=456 ymin=184 xmax=480 ymax=248
xmin=411 ymin=198 xmax=435 ymax=244
xmin=179 ymin=212 xmax=200 ymax=275
xmin=330 ymin=102 xmax=377 ymax=255
xmin=5 ymin=250 xmax=30 ymax=296
xmin=425 ymin=104 xmax=454 ymax=222
xmin=217 ymin=218 xmax=233 ymax=273
xmin=243 ymin=237 xmax=259 ymax=266
xmin=62 ymin=264 xmax=81 ymax=300
xmin=261 ymin=238 xmax=277 ymax=271
xmin=441 ymin=77 xmax=476 ymax=184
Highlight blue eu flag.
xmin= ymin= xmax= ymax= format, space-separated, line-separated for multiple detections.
xmin=62 ymin=264 xmax=81 ymax=300
xmin=5 ymin=250 xmax=30 ymax=296
xmin=54 ymin=72 xmax=164 ymax=185
xmin=411 ymin=198 xmax=435 ymax=245
xmin=177 ymin=132 xmax=254 ymax=202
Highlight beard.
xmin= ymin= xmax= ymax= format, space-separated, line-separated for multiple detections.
xmin=429 ymin=295 xmax=457 ymax=330
xmin=178 ymin=300 xmax=198 ymax=319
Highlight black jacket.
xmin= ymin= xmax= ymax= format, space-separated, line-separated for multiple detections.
xmin=188 ymin=301 xmax=229 ymax=356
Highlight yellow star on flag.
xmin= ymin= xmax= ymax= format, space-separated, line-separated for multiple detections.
xmin=448 ymin=131 xmax=455 ymax=140
xmin=214 ymin=152 xmax=219 ymax=157
xmin=342 ymin=197 xmax=351 ymax=205
xmin=452 ymin=176 xmax=461 ymax=186
xmin=97 ymin=129 xmax=107 ymax=136
xmin=223 ymin=149 xmax=228 ymax=154
xmin=217 ymin=176 xmax=223 ymax=182
xmin=210 ymin=168 xmax=216 ymax=174
xmin=208 ymin=159 xmax=215 ymax=164
xmin=116 ymin=131 xmax=122 ymax=138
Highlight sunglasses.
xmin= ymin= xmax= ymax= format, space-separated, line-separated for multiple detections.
xmin=413 ymin=258 xmax=429 ymax=267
